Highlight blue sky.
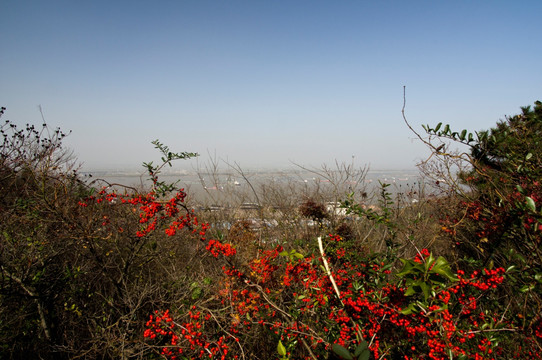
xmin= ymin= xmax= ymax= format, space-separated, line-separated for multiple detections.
xmin=2 ymin=1 xmax=541 ymax=171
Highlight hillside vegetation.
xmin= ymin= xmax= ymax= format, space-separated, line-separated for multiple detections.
xmin=1 ymin=102 xmax=541 ymax=359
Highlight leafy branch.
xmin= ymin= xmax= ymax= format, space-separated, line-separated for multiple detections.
xmin=142 ymin=139 xmax=198 ymax=196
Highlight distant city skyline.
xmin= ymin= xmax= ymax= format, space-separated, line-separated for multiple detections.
xmin=2 ymin=1 xmax=541 ymax=171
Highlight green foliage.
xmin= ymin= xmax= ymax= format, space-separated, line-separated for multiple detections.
xmin=332 ymin=341 xmax=370 ymax=360
xmin=397 ymin=251 xmax=457 ymax=314
xmin=332 ymin=343 xmax=353 ymax=359
xmin=422 ymin=122 xmax=481 ymax=145
xmin=143 ymin=139 xmax=198 ymax=196
xmin=424 ymin=100 xmax=542 ymax=347
xmin=342 ymin=181 xmax=398 ymax=247
xmin=279 ymin=249 xmax=304 ymax=262
xmin=471 ymin=101 xmax=542 ymax=174
xmin=277 ymin=340 xmax=288 ymax=359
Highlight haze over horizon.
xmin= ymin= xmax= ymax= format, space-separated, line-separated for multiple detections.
xmin=2 ymin=1 xmax=541 ymax=171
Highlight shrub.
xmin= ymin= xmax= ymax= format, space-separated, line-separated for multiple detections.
xmin=299 ymin=199 xmax=328 ymax=222
xmin=420 ymin=100 xmax=542 ymax=352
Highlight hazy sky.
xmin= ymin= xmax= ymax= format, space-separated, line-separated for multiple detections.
xmin=2 ymin=1 xmax=541 ymax=171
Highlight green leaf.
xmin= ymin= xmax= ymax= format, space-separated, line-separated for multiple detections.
xmin=396 ymin=260 xmax=415 ymax=277
xmin=432 ymin=256 xmax=449 ymax=269
xmin=404 ymin=285 xmax=418 ymax=297
xmin=515 ymin=252 xmax=527 ymax=263
xmin=434 ymin=122 xmax=442 ymax=132
xmin=526 ymin=152 xmax=533 ymax=160
xmin=420 ymin=282 xmax=430 ymax=301
xmin=443 ymin=124 xmax=450 ymax=134
xmin=400 ymin=302 xmax=417 ymax=315
xmin=526 ymin=196 xmax=537 ymax=212
xmin=424 ymin=253 xmax=435 ymax=272
xmin=431 ymin=257 xmax=458 ymax=281
xmin=460 ymin=129 xmax=467 ymax=141
xmin=358 ymin=349 xmax=370 ymax=360
xmin=191 ymin=287 xmax=202 ymax=300
xmin=519 ymin=284 xmax=535 ymax=293
xmin=332 ymin=344 xmax=353 ymax=360
xmin=354 ymin=341 xmax=368 ymax=356
xmin=277 ymin=340 xmax=287 ymax=356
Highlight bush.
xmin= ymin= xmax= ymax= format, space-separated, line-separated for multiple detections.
xmin=421 ymin=100 xmax=542 ymax=353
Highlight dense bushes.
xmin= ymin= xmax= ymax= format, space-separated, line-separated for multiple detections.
xmin=0 ymin=111 xmax=219 ymax=359
xmin=1 ymin=101 xmax=541 ymax=359
xmin=0 ymin=111 xmax=82 ymax=356
xmin=427 ymin=101 xmax=542 ymax=352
